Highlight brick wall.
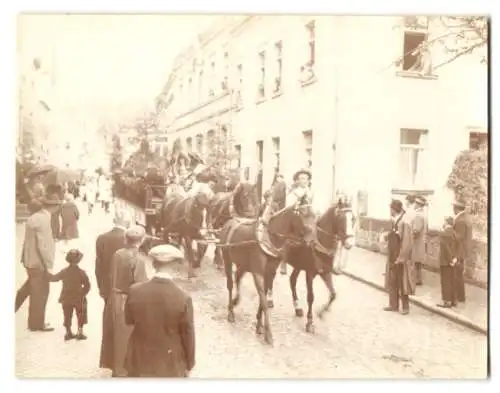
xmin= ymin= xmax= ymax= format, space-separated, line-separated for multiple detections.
xmin=355 ymin=216 xmax=488 ymax=286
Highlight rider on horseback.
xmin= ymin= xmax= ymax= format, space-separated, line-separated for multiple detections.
xmin=188 ymin=163 xmax=217 ymax=238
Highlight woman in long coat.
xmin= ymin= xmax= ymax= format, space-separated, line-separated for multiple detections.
xmin=60 ymin=193 xmax=80 ymax=241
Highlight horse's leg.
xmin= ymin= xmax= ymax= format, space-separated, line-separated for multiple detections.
xmin=252 ymin=272 xmax=273 ymax=346
xmin=224 ymin=250 xmax=236 ymax=323
xmin=214 ymin=246 xmax=224 ymax=270
xmin=265 ymin=259 xmax=278 ymax=309
xmin=290 ymin=268 xmax=303 ymax=317
xmin=182 ymin=236 xmax=197 ymax=279
xmin=231 ymin=267 xmax=245 ymax=308
xmin=195 ymin=242 xmax=208 ymax=268
xmin=305 ymin=271 xmax=316 ymax=333
xmin=317 ymin=270 xmax=337 ymax=319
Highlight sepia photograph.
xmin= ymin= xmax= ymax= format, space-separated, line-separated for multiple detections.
xmin=12 ymin=9 xmax=489 ymax=381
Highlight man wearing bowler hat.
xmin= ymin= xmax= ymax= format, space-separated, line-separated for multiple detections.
xmin=452 ymin=199 xmax=472 ymax=303
xmin=384 ymin=199 xmax=415 ymax=314
xmin=125 ymin=244 xmax=196 ymax=378
xmin=15 ymin=195 xmax=61 ymax=331
xmin=411 ymin=195 xmax=429 ymax=286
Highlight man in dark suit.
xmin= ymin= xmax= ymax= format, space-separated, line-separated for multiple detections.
xmin=96 ymin=210 xmax=131 ymax=371
xmin=125 ymin=244 xmax=196 ymax=378
xmin=453 ymin=200 xmax=473 ymax=303
xmin=15 ymin=195 xmax=61 ymax=331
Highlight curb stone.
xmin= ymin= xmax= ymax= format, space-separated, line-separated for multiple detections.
xmin=341 ymin=270 xmax=488 ymax=336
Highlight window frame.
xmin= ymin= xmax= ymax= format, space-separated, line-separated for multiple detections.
xmin=398 ymin=128 xmax=429 ymax=188
xmin=258 ymin=50 xmax=266 ymax=99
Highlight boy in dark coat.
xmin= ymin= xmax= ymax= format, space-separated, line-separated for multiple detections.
xmin=49 ymin=249 xmax=90 ymax=341
xmin=437 ymin=217 xmax=457 ymax=308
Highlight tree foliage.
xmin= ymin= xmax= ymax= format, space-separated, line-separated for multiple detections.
xmin=400 ymin=16 xmax=488 ymax=70
xmin=447 ymin=144 xmax=488 ymax=239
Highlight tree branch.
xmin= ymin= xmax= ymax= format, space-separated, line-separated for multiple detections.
xmin=433 ymin=39 xmax=487 ymax=70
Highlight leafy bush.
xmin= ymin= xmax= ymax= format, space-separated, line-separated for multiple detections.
xmin=447 ymin=145 xmax=488 ymax=239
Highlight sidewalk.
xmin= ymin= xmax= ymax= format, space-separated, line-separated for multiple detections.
xmin=342 ymin=247 xmax=488 ymax=335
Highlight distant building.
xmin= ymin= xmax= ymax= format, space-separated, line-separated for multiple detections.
xmin=155 ymin=15 xmax=488 ymax=225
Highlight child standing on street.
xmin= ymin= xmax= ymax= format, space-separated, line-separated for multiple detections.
xmin=50 ymin=249 xmax=90 ymax=341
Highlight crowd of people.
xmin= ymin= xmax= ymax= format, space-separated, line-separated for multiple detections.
xmin=383 ymin=194 xmax=472 ymax=314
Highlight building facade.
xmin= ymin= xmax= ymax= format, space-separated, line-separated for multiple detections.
xmin=155 ymin=15 xmax=488 ymax=226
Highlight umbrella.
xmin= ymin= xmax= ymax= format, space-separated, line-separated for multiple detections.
xmin=26 ymin=164 xmax=56 ymax=178
xmin=43 ymin=168 xmax=81 ymax=185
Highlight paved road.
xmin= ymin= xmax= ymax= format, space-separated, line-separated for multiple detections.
xmin=15 ymin=200 xmax=488 ymax=379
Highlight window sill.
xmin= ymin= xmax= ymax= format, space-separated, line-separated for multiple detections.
xmin=234 ymin=105 xmax=243 ymax=112
xmin=396 ymin=71 xmax=438 ymax=80
xmin=300 ymin=76 xmax=317 ymax=87
xmin=272 ymin=90 xmax=283 ymax=99
xmin=391 ymin=188 xmax=435 ymax=196
xmin=256 ymin=97 xmax=267 ymax=105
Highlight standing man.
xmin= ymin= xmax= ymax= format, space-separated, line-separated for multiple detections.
xmin=104 ymin=225 xmax=149 ymax=377
xmin=124 ymin=245 xmax=196 ymax=378
xmin=383 ymin=199 xmax=415 ymax=315
xmin=15 ymin=196 xmax=61 ymax=331
xmin=453 ymin=200 xmax=472 ymax=304
xmin=411 ymin=195 xmax=429 ymax=286
xmin=97 ymin=210 xmax=131 ymax=372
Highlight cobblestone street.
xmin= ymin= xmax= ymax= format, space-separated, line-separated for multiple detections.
xmin=15 ymin=201 xmax=488 ymax=379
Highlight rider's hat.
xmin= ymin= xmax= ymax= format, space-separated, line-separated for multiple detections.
xmin=292 ymin=168 xmax=312 ymax=182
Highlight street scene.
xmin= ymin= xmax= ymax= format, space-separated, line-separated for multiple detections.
xmin=15 ymin=14 xmax=488 ymax=379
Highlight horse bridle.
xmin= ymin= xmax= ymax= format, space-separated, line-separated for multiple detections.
xmin=315 ymin=206 xmax=355 ymax=247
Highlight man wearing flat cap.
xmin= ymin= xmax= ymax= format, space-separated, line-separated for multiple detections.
xmin=15 ymin=195 xmax=61 ymax=331
xmin=124 ymin=245 xmax=196 ymax=378
xmin=411 ymin=195 xmax=429 ymax=286
xmin=105 ymin=225 xmax=149 ymax=377
xmin=97 ymin=210 xmax=131 ymax=372
xmin=452 ymin=199 xmax=472 ymax=303
xmin=384 ymin=199 xmax=415 ymax=315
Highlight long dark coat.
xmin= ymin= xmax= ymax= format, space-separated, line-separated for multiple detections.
xmin=124 ymin=277 xmax=195 ymax=377
xmin=60 ymin=201 xmax=80 ymax=240
xmin=96 ymin=227 xmax=126 ymax=370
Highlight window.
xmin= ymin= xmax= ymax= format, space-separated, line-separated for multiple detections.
xmin=306 ymin=21 xmax=316 ymax=66
xmin=235 ymin=144 xmax=242 ymax=168
xmin=303 ymin=130 xmax=313 ymax=168
xmin=222 ymin=52 xmax=229 ymax=91
xmin=186 ymin=137 xmax=193 ymax=152
xmin=272 ymin=137 xmax=280 ymax=172
xmin=398 ymin=128 xmax=428 ymax=187
xmin=235 ymin=64 xmax=243 ymax=106
xmin=196 ymin=133 xmax=204 ymax=154
xmin=469 ymin=131 xmax=488 ymax=150
xmin=209 ymin=57 xmax=216 ymax=96
xmin=274 ymin=41 xmax=283 ymax=94
xmin=188 ymin=77 xmax=193 ymax=105
xmin=402 ymin=31 xmax=428 ymax=71
xmin=258 ymin=51 xmax=266 ymax=99
xmin=198 ymin=69 xmax=204 ymax=102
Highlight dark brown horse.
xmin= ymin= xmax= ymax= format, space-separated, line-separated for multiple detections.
xmin=266 ymin=201 xmax=356 ymax=333
xmin=217 ymin=200 xmax=317 ymax=345
xmin=205 ymin=182 xmax=260 ymax=269
xmin=159 ymin=189 xmax=212 ymax=278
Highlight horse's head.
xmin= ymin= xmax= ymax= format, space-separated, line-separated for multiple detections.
xmin=318 ymin=200 xmax=356 ymax=250
xmin=233 ymin=182 xmax=260 ymax=218
xmin=268 ymin=197 xmax=317 ymax=246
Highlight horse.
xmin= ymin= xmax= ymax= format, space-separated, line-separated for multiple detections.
xmin=217 ymin=199 xmax=317 ymax=345
xmin=159 ymin=188 xmax=213 ymax=278
xmin=204 ymin=182 xmax=260 ymax=269
xmin=265 ymin=201 xmax=356 ymax=333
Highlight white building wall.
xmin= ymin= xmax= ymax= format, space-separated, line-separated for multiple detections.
xmin=157 ymin=15 xmax=488 ymax=224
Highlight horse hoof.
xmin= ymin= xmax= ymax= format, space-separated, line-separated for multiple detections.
xmin=295 ymin=308 xmax=304 ymax=317
xmin=267 ymin=299 xmax=274 ymax=308
xmin=264 ymin=334 xmax=274 ymax=346
xmin=305 ymin=323 xmax=315 ymax=333
xmin=227 ymin=313 xmax=235 ymax=323
xmin=317 ymin=311 xmax=324 ymax=320
xmin=256 ymin=325 xmax=264 ymax=335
